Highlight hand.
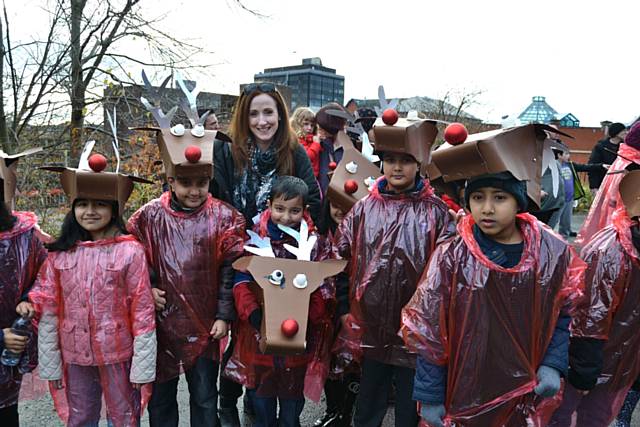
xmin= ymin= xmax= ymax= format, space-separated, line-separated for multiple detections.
xmin=448 ymin=208 xmax=465 ymax=224
xmin=3 ymin=328 xmax=27 ymax=353
xmin=541 ymin=190 xmax=548 ymax=199
xmin=151 ymin=288 xmax=166 ymax=311
xmin=210 ymin=319 xmax=228 ymax=340
xmin=602 ymin=164 xmax=610 ymax=170
xmin=16 ymin=302 xmax=35 ymax=318
xmin=420 ymin=403 xmax=445 ymax=427
xmin=50 ymin=379 xmax=63 ymax=390
xmin=533 ymin=365 xmax=561 ymax=398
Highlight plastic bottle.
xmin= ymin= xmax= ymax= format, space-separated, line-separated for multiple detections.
xmin=1 ymin=316 xmax=31 ymax=367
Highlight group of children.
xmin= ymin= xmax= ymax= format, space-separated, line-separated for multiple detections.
xmin=1 ymin=80 xmax=640 ymax=427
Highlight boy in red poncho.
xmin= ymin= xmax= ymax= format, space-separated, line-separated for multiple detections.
xmin=227 ymin=176 xmax=336 ymax=426
xmin=401 ymin=125 xmax=586 ymax=427
xmin=128 ymin=74 xmax=246 ymax=427
xmin=332 ymin=113 xmax=454 ymax=427
xmin=549 ymin=169 xmax=640 ymax=427
xmin=0 ymin=149 xmax=47 ymax=427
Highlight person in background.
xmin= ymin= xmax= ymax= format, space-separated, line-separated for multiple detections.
xmin=344 ymin=99 xmax=357 ymax=115
xmin=588 ymin=122 xmax=627 ymax=193
xmin=290 ymin=107 xmax=321 ymax=178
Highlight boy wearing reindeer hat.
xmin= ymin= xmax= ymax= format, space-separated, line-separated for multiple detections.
xmin=0 ymin=147 xmax=47 ymax=427
xmin=127 ymin=72 xmax=246 ymax=427
xmin=332 ymin=105 xmax=454 ymax=427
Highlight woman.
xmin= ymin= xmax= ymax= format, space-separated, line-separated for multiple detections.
xmin=211 ymin=83 xmax=321 ymax=225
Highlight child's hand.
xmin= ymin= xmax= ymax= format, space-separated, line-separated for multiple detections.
xmin=210 ymin=319 xmax=228 ymax=339
xmin=49 ymin=380 xmax=63 ymax=390
xmin=16 ymin=302 xmax=35 ymax=318
xmin=3 ymin=328 xmax=27 ymax=353
xmin=151 ymin=288 xmax=167 ymax=311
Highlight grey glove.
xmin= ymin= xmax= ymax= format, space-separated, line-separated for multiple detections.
xmin=533 ymin=365 xmax=561 ymax=398
xmin=420 ymin=403 xmax=445 ymax=427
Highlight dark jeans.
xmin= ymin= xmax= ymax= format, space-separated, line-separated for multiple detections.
xmin=0 ymin=404 xmax=18 ymax=427
xmin=148 ymin=357 xmax=219 ymax=427
xmin=353 ymin=358 xmax=418 ymax=427
xmin=247 ymin=389 xmax=304 ymax=427
xmin=219 ymin=336 xmax=244 ymax=408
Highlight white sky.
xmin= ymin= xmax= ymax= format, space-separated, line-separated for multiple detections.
xmin=8 ymin=0 xmax=640 ymax=126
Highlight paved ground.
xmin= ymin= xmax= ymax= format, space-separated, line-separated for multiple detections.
xmin=17 ymin=211 xmax=640 ymax=426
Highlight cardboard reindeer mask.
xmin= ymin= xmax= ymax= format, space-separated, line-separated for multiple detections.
xmin=0 ymin=147 xmax=43 ymax=210
xmin=233 ymin=220 xmax=347 ymax=354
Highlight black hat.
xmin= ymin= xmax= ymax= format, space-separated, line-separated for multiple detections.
xmin=464 ymin=171 xmax=528 ymax=212
xmin=608 ymin=122 xmax=626 ymax=138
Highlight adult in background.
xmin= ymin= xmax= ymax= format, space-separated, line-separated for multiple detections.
xmin=345 ymin=99 xmax=358 ymax=114
xmin=587 ymin=122 xmax=627 ymax=192
xmin=210 ymin=83 xmax=321 ymax=225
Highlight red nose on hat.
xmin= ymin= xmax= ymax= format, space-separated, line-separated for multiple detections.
xmin=329 ymin=161 xmax=337 ymax=171
xmin=281 ymin=319 xmax=299 ymax=338
xmin=344 ymin=179 xmax=358 ymax=194
xmin=88 ymin=154 xmax=107 ymax=172
xmin=184 ymin=145 xmax=202 ymax=163
xmin=382 ymin=108 xmax=399 ymax=126
xmin=444 ymin=123 xmax=468 ymax=145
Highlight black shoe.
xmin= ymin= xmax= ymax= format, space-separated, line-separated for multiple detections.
xmin=569 ymin=231 xmax=577 ymax=237
xmin=313 ymin=412 xmax=340 ymax=427
xmin=219 ymin=407 xmax=241 ymax=427
xmin=243 ymin=392 xmax=255 ymax=419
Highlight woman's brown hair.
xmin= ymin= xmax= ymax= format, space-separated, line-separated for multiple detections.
xmin=229 ymin=88 xmax=298 ymax=175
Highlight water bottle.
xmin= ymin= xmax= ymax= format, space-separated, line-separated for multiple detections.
xmin=1 ymin=316 xmax=31 ymax=367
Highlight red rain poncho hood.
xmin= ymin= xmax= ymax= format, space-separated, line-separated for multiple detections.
xmin=0 ymin=212 xmax=47 ymax=409
xmin=127 ymin=192 xmax=245 ymax=382
xmin=332 ymin=178 xmax=454 ymax=370
xmin=569 ymin=207 xmax=640 ymax=423
xmin=401 ymin=213 xmax=585 ymax=426
xmin=576 ymin=143 xmax=640 ymax=246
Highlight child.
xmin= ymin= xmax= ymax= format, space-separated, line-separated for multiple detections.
xmin=131 ymin=77 xmax=246 ymax=427
xmin=316 ymin=103 xmax=347 ymax=195
xmin=0 ymin=149 xmax=47 ymax=427
xmin=401 ymin=125 xmax=586 ymax=427
xmin=228 ymin=176 xmax=335 ymax=427
xmin=31 ymin=156 xmax=157 ymax=427
xmin=332 ymin=115 xmax=453 ymax=427
xmin=549 ymin=169 xmax=640 ymax=426
xmin=291 ymin=107 xmax=321 ymax=178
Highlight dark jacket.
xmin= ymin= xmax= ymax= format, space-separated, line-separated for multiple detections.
xmin=210 ymin=139 xmax=321 ymax=225
xmin=588 ymin=139 xmax=620 ymax=189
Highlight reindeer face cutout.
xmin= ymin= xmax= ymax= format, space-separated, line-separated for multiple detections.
xmin=234 ymin=220 xmax=347 ymax=354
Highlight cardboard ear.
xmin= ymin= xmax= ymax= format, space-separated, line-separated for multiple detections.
xmin=619 ymin=170 xmax=640 ymax=218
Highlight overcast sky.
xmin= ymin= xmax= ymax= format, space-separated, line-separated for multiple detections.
xmin=9 ymin=0 xmax=639 ymax=126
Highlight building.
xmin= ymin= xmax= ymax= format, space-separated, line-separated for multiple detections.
xmin=518 ymin=96 xmax=580 ymax=127
xmin=254 ymin=57 xmax=345 ymax=111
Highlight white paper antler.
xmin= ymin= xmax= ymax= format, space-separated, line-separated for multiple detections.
xmin=140 ymin=70 xmax=177 ymax=129
xmin=175 ymin=72 xmax=208 ymax=127
xmin=105 ymin=107 xmax=120 ymax=173
xmin=361 ymin=132 xmax=380 ymax=163
xmin=278 ymin=220 xmax=317 ymax=261
xmin=244 ymin=230 xmax=276 ymax=258
xmin=78 ymin=140 xmax=96 ymax=170
xmin=375 ymin=85 xmax=398 ymax=116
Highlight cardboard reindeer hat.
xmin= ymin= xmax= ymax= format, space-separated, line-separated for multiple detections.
xmin=233 ymin=220 xmax=347 ymax=354
xmin=0 ymin=147 xmax=43 ymax=209
xmin=135 ymin=70 xmax=230 ymax=179
xmin=619 ymin=170 xmax=640 ymax=218
xmin=40 ymin=112 xmax=151 ymax=214
xmin=430 ymin=123 xmax=572 ymax=209
xmin=369 ymin=86 xmax=439 ymax=165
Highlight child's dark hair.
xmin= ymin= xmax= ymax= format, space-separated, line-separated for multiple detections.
xmin=0 ymin=201 xmax=17 ymax=232
xmin=269 ymin=176 xmax=309 ymax=206
xmin=46 ymin=199 xmax=128 ymax=252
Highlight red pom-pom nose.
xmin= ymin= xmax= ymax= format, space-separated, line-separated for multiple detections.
xmin=344 ymin=179 xmax=358 ymax=194
xmin=184 ymin=145 xmax=202 ymax=163
xmin=382 ymin=108 xmax=399 ymax=126
xmin=88 ymin=154 xmax=107 ymax=172
xmin=328 ymin=161 xmax=337 ymax=171
xmin=444 ymin=123 xmax=468 ymax=145
xmin=281 ymin=319 xmax=299 ymax=338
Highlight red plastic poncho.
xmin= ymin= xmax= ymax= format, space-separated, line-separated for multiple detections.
xmin=128 ymin=192 xmax=246 ymax=383
xmin=225 ymin=210 xmax=336 ymax=402
xmin=29 ymin=235 xmax=156 ymax=425
xmin=332 ymin=178 xmax=454 ymax=371
xmin=401 ymin=213 xmax=585 ymax=426
xmin=568 ymin=207 xmax=640 ymax=422
xmin=576 ymin=143 xmax=640 ymax=247
xmin=0 ymin=212 xmax=47 ymax=409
